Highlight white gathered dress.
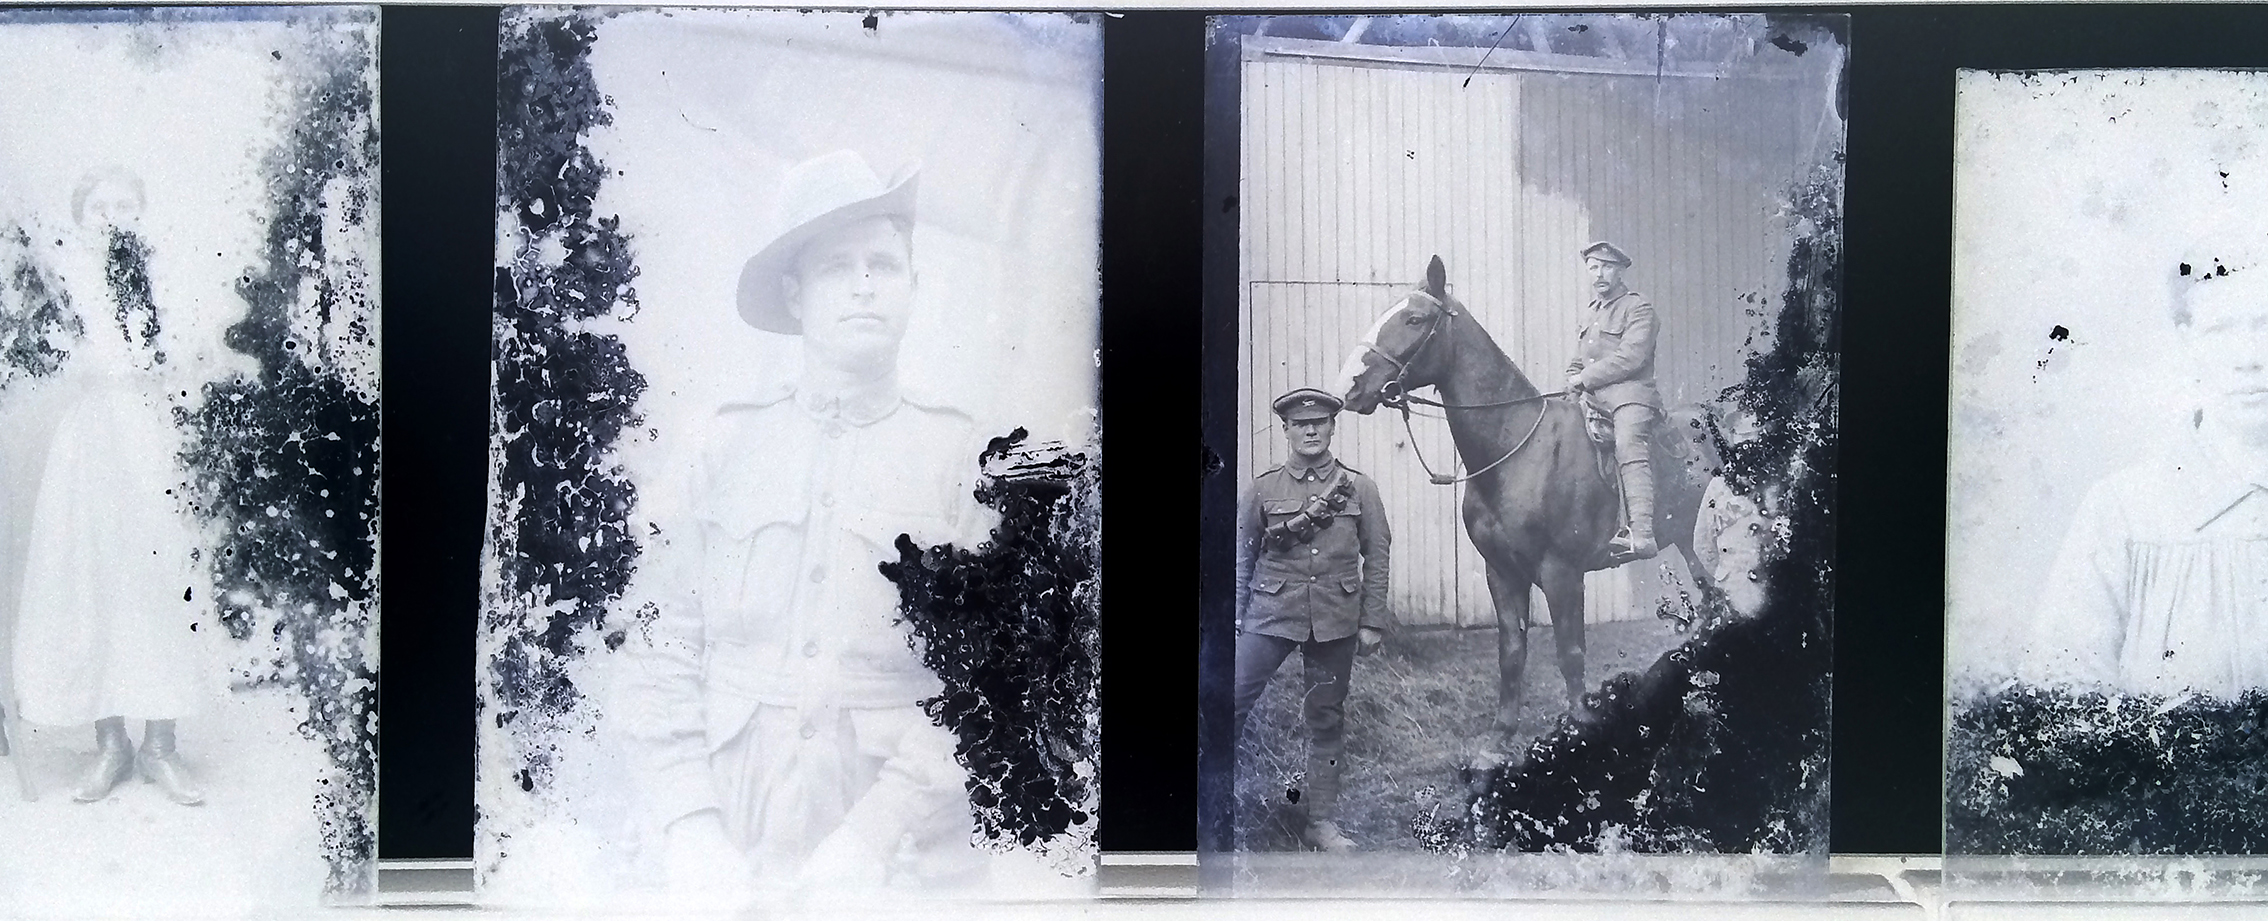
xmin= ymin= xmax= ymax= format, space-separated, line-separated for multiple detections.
xmin=10 ymin=267 xmax=209 ymax=727
xmin=2028 ymin=427 xmax=2268 ymax=699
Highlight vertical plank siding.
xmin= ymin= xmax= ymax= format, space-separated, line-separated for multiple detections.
xmin=1238 ymin=41 xmax=1823 ymax=629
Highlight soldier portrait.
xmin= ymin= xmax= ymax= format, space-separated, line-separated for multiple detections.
xmin=616 ymin=149 xmax=998 ymax=892
xmin=1207 ymin=12 xmax=1845 ymax=887
xmin=476 ymin=10 xmax=1102 ymax=907
xmin=1232 ymin=387 xmax=1391 ymax=853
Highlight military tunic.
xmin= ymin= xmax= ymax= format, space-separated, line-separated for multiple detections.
xmin=618 ymin=381 xmax=992 ymax=884
xmin=1234 ymin=457 xmax=1392 ymax=642
xmin=1231 ymin=454 xmax=1389 ymax=823
xmin=1569 ymin=289 xmax=1664 ymax=412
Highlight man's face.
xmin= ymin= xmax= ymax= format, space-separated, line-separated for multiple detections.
xmin=783 ymin=215 xmax=915 ymax=372
xmin=1585 ymin=257 xmax=1627 ymax=299
xmin=1285 ymin=414 xmax=1335 ymax=460
xmin=2184 ymin=276 xmax=2268 ymax=445
xmin=79 ymin=178 xmax=143 ymax=230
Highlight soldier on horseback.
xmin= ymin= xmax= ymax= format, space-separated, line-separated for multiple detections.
xmin=1564 ymin=241 xmax=1663 ymax=562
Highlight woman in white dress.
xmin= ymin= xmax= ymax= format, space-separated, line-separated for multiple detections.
xmin=2028 ymin=225 xmax=2268 ymax=699
xmin=10 ymin=168 xmax=210 ymax=805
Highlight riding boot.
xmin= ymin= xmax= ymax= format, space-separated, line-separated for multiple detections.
xmin=139 ymin=719 xmax=205 ymax=806
xmin=1608 ymin=459 xmax=1659 ymax=561
xmin=73 ymin=717 xmax=134 ymax=803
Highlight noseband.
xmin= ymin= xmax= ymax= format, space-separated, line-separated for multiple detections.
xmin=1355 ymin=294 xmax=1567 ymax=486
xmin=1358 ymin=297 xmax=1453 ymax=409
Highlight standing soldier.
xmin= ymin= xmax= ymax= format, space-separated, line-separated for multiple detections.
xmin=1233 ymin=387 xmax=1391 ymax=853
xmin=1564 ymin=241 xmax=1664 ymax=562
xmin=620 ymin=150 xmax=991 ymax=892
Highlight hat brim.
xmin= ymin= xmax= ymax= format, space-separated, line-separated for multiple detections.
xmin=735 ymin=171 xmax=919 ymax=335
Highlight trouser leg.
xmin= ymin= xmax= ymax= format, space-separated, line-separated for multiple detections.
xmin=1232 ymin=632 xmax=1298 ymax=740
xmin=1612 ymin=404 xmax=1659 ymax=557
xmin=1299 ymin=635 xmax=1358 ymax=820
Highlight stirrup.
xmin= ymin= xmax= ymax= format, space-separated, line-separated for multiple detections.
xmin=1606 ymin=529 xmax=1658 ymax=563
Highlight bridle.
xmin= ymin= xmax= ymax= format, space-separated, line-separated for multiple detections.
xmin=1357 ymin=294 xmax=1568 ymax=486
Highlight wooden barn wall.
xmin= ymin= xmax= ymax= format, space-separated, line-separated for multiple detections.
xmin=1237 ymin=47 xmax=1828 ymax=629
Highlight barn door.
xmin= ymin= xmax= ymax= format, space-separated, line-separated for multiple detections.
xmin=1236 ymin=51 xmax=1691 ymax=629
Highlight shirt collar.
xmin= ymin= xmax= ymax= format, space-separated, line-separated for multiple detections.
xmin=793 ymin=375 xmax=903 ymax=427
xmin=1285 ymin=453 xmax=1339 ymax=482
xmin=1589 ymin=289 xmax=1638 ymax=310
xmin=2179 ymin=424 xmax=2268 ymax=532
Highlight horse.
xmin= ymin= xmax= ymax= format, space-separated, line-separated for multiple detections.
xmin=1338 ymin=256 xmax=1714 ymax=751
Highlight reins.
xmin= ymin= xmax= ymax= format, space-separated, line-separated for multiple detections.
xmin=1367 ymin=296 xmax=1569 ymax=486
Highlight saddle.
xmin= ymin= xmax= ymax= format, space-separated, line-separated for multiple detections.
xmin=1579 ymin=402 xmax=1711 ymax=524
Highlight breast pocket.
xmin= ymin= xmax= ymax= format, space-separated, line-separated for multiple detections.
xmin=1261 ymin=498 xmax=1304 ymax=521
xmin=705 ymin=466 xmax=809 ymax=540
xmin=842 ymin=507 xmax=954 ymax=557
xmin=695 ymin=473 xmax=809 ymax=624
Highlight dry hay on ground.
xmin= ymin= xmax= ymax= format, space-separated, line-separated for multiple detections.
xmin=1232 ymin=618 xmax=1689 ymax=852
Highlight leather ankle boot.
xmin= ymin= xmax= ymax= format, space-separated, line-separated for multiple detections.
xmin=72 ymin=718 xmax=133 ymax=803
xmin=139 ymin=720 xmax=204 ymax=806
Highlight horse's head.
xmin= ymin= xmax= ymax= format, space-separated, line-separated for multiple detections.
xmin=1340 ymin=256 xmax=1458 ymax=415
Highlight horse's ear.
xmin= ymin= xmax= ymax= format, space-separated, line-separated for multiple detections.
xmin=1425 ymin=255 xmax=1447 ymax=301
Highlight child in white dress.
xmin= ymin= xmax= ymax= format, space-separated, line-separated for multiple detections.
xmin=2028 ymin=226 xmax=2268 ymax=699
xmin=10 ymin=169 xmax=210 ymax=805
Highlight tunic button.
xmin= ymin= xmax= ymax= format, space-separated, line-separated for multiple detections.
xmin=809 ymin=567 xmax=827 ymax=583
xmin=799 ymin=723 xmax=818 ymax=740
xmin=1310 ymin=548 xmax=1319 ymax=555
